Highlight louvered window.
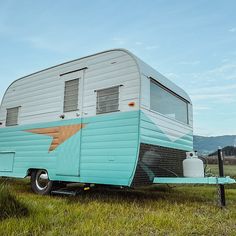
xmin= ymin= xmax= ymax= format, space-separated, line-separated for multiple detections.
xmin=6 ymin=107 xmax=19 ymax=126
xmin=63 ymin=79 xmax=79 ymax=112
xmin=96 ymin=86 xmax=119 ymax=114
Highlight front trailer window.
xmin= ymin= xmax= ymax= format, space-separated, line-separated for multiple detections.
xmin=150 ymin=80 xmax=189 ymax=124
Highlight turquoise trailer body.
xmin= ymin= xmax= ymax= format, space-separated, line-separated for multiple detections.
xmin=0 ymin=111 xmax=140 ymax=186
xmin=0 ymin=49 xmax=194 ymax=189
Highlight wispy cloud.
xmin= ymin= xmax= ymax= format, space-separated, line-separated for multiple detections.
xmin=18 ymin=35 xmax=76 ymax=53
xmin=194 ymin=105 xmax=210 ymax=111
xmin=190 ymin=93 xmax=235 ymax=102
xmin=112 ymin=37 xmax=126 ymax=45
xmin=229 ymin=27 xmax=236 ymax=33
xmin=0 ymin=23 xmax=8 ymax=35
xmin=111 ymin=38 xmax=159 ymax=51
xmin=165 ymin=72 xmax=179 ymax=79
xmin=193 ymin=105 xmax=210 ymax=116
xmin=22 ymin=36 xmax=55 ymax=50
xmin=221 ymin=58 xmax=230 ymax=63
xmin=183 ymin=61 xmax=236 ymax=89
xmin=179 ymin=60 xmax=200 ymax=65
xmin=0 ymin=20 xmax=74 ymax=53
xmin=208 ymin=63 xmax=236 ymax=76
xmin=135 ymin=41 xmax=143 ymax=46
xmin=189 ymin=83 xmax=236 ymax=104
xmin=145 ymin=45 xmax=159 ymax=50
xmin=190 ymin=83 xmax=236 ymax=94
xmin=193 ymin=128 xmax=215 ymax=136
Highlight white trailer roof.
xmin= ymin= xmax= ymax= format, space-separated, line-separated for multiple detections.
xmin=1 ymin=48 xmax=191 ymax=106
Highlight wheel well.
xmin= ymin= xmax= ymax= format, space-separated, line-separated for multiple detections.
xmin=26 ymin=168 xmax=48 ymax=177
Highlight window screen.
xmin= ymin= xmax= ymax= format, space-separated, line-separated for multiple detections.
xmin=96 ymin=86 xmax=119 ymax=114
xmin=63 ymin=79 xmax=79 ymax=112
xmin=6 ymin=107 xmax=19 ymax=126
xmin=150 ymin=80 xmax=189 ymax=124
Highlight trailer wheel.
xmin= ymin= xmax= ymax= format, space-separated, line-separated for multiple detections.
xmin=31 ymin=170 xmax=53 ymax=195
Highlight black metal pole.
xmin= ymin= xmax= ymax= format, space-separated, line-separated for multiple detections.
xmin=217 ymin=147 xmax=226 ymax=207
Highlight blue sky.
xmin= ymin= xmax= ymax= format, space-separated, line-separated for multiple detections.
xmin=0 ymin=0 xmax=236 ymax=136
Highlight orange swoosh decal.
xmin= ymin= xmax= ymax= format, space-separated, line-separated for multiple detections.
xmin=26 ymin=123 xmax=86 ymax=152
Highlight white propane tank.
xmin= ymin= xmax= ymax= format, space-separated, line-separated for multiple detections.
xmin=183 ymin=151 xmax=204 ymax=177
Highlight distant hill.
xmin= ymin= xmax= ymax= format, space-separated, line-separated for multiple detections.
xmin=193 ymin=135 xmax=236 ymax=155
xmin=208 ymin=146 xmax=236 ymax=157
xmin=207 ymin=146 xmax=236 ymax=165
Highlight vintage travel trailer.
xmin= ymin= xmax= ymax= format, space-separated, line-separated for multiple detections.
xmin=0 ymin=49 xmax=193 ymax=194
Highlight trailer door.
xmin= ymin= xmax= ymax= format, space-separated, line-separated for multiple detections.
xmin=55 ymin=69 xmax=85 ymax=176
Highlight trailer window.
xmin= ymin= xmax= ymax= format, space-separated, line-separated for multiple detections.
xmin=63 ymin=79 xmax=79 ymax=112
xmin=150 ymin=80 xmax=188 ymax=124
xmin=96 ymin=86 xmax=119 ymax=114
xmin=6 ymin=107 xmax=19 ymax=126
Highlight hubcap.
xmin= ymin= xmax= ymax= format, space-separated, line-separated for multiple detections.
xmin=35 ymin=170 xmax=49 ymax=191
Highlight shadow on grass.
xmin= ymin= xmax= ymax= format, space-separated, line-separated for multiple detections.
xmin=0 ymin=178 xmax=220 ymax=207
xmin=62 ymin=184 xmax=213 ymax=206
xmin=0 ymin=183 xmax=29 ymax=221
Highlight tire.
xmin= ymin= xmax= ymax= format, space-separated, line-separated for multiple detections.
xmin=31 ymin=169 xmax=53 ymax=195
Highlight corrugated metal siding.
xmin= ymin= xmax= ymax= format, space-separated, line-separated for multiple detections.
xmin=77 ymin=50 xmax=140 ymax=185
xmin=140 ymin=73 xmax=193 ymax=151
xmin=136 ymin=56 xmax=192 ymax=102
xmin=0 ymin=48 xmax=194 ymax=186
xmin=0 ymin=50 xmax=141 ymax=186
xmin=0 ymin=124 xmax=57 ymax=178
xmin=140 ymin=110 xmax=193 ymax=151
xmin=0 ymin=50 xmax=140 ymax=126
xmin=80 ymin=111 xmax=139 ymax=186
xmin=82 ymin=52 xmax=140 ymax=118
xmin=0 ymin=111 xmax=140 ymax=186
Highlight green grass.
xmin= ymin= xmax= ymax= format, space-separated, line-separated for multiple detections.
xmin=0 ymin=178 xmax=236 ymax=236
xmin=207 ymin=164 xmax=236 ymax=178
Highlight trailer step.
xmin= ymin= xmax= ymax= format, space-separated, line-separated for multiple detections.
xmin=51 ymin=186 xmax=91 ymax=196
xmin=51 ymin=189 xmax=78 ymax=196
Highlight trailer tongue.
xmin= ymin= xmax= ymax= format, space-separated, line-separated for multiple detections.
xmin=153 ymin=148 xmax=235 ymax=208
xmin=153 ymin=176 xmax=235 ymax=185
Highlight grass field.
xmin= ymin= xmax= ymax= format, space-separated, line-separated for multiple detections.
xmin=207 ymin=164 xmax=236 ymax=178
xmin=0 ymin=165 xmax=235 ymax=235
